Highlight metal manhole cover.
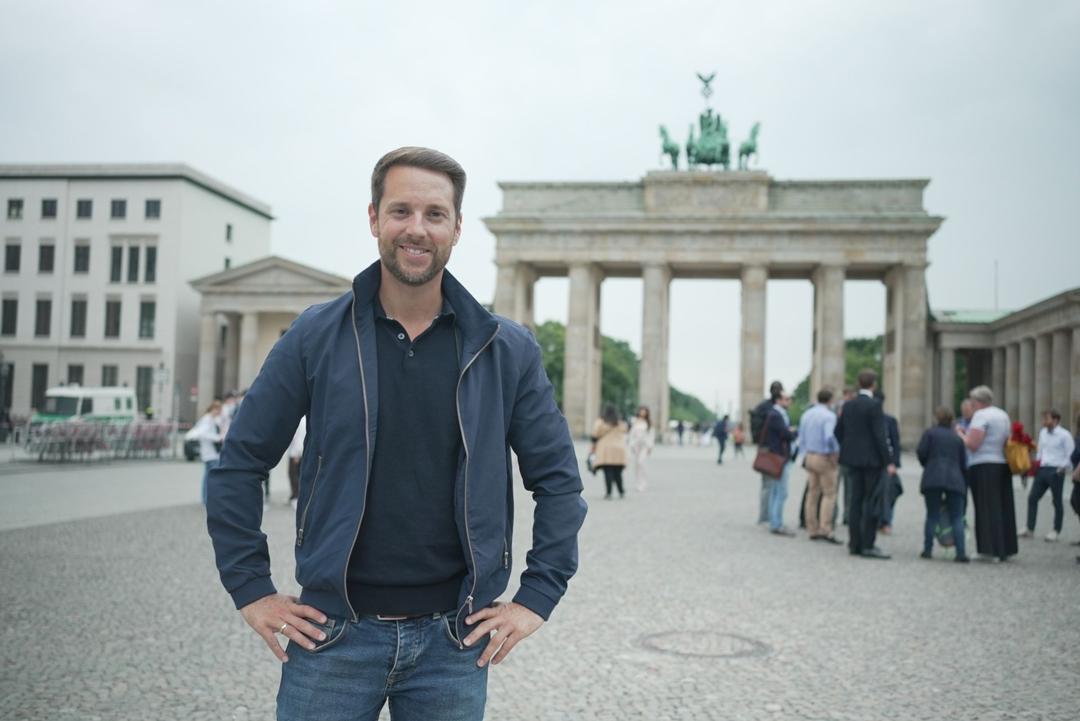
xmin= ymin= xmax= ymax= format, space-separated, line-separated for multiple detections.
xmin=638 ymin=631 xmax=772 ymax=659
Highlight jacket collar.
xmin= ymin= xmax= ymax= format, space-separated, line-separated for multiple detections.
xmin=351 ymin=261 xmax=499 ymax=354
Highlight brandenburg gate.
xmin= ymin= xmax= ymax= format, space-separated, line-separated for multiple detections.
xmin=485 ymin=170 xmax=943 ymax=447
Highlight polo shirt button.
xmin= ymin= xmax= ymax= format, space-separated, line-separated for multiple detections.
xmin=397 ymin=332 xmax=405 ymax=341
xmin=407 ymin=350 xmax=414 ymax=357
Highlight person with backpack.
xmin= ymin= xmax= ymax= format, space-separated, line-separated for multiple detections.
xmin=750 ymin=381 xmax=784 ymax=523
xmin=916 ymin=406 xmax=969 ymax=562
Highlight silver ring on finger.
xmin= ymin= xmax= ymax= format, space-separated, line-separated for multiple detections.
xmin=279 ymin=622 xmax=289 ymax=634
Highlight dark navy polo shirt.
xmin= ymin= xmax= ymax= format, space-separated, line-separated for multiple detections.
xmin=347 ymin=298 xmax=466 ymax=615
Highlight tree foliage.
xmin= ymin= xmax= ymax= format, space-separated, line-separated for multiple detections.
xmin=790 ymin=335 xmax=884 ymax=423
xmin=534 ymin=320 xmax=714 ymax=424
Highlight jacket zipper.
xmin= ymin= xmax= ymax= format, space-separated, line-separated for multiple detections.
xmin=454 ymin=324 xmax=501 ymax=648
xmin=342 ymin=296 xmax=373 ymax=623
xmin=295 ymin=454 xmax=323 ymax=546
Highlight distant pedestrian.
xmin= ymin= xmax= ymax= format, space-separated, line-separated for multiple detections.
xmin=675 ymin=419 xmax=685 ymax=446
xmin=878 ymin=398 xmax=902 ymax=535
xmin=286 ymin=417 xmax=305 ymax=509
xmin=592 ymin=403 xmax=628 ymax=499
xmin=732 ymin=422 xmax=746 ymax=458
xmin=714 ymin=414 xmax=729 ymax=464
xmin=957 ymin=385 xmax=1017 ymax=561
xmin=628 ymin=406 xmax=655 ymax=492
xmin=186 ymin=399 xmax=223 ymax=505
xmin=752 ymin=381 xmax=784 ymax=524
xmin=836 ymin=386 xmax=856 ymax=525
xmin=761 ymin=391 xmax=797 ymax=536
xmin=916 ymin=406 xmax=969 ymax=562
xmin=835 ymin=369 xmax=894 ymax=560
xmin=798 ymin=388 xmax=841 ymax=544
xmin=1021 ymin=409 xmax=1075 ymax=542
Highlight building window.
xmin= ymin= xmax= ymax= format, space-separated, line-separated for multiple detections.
xmin=101 ymin=364 xmax=119 ymax=387
xmin=34 ymin=298 xmax=52 ymax=337
xmin=7 ymin=199 xmax=23 ymax=220
xmin=226 ymin=223 xmax=233 ymax=242
xmin=1 ymin=362 xmax=13 ymax=411
xmin=110 ymin=246 xmax=123 ymax=282
xmin=138 ymin=301 xmax=155 ymax=339
xmin=224 ymin=257 xmax=231 ymax=270
xmin=76 ymin=199 xmax=92 ymax=219
xmin=127 ymin=245 xmax=140 ymax=283
xmin=111 ymin=199 xmax=126 ymax=219
xmin=41 ymin=199 xmax=58 ymax=219
xmin=68 ymin=364 xmax=84 ymax=386
xmin=38 ymin=243 xmax=55 ymax=273
xmin=70 ymin=298 xmax=87 ymax=338
xmin=1 ymin=298 xmax=16 ymax=336
xmin=31 ymin=364 xmax=49 ymax=411
xmin=145 ymin=246 xmax=157 ymax=283
xmin=104 ymin=299 xmax=121 ymax=338
xmin=4 ymin=243 xmax=20 ymax=273
xmin=74 ymin=244 xmax=90 ymax=273
xmin=136 ymin=366 xmax=153 ymax=415
xmin=145 ymin=199 xmax=161 ymax=219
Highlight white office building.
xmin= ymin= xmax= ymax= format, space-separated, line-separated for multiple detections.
xmin=0 ymin=164 xmax=272 ymax=423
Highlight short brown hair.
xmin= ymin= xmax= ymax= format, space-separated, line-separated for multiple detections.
xmin=371 ymin=146 xmax=466 ymax=218
xmin=817 ymin=388 xmax=833 ymax=404
xmin=857 ymin=369 xmax=877 ymax=389
xmin=934 ymin=406 xmax=954 ymax=427
xmin=1043 ymin=409 xmax=1061 ymax=422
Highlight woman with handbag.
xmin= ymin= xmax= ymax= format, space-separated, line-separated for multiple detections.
xmin=755 ymin=392 xmax=797 ymax=536
xmin=592 ymin=403 xmax=628 ymax=499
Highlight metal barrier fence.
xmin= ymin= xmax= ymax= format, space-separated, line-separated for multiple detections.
xmin=20 ymin=420 xmax=181 ymax=462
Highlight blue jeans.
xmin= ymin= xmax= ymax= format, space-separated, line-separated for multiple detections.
xmin=1027 ymin=466 xmax=1066 ymax=533
xmin=277 ymin=610 xmax=488 ymax=721
xmin=763 ymin=461 xmax=791 ymax=530
xmin=923 ymin=490 xmax=966 ymax=558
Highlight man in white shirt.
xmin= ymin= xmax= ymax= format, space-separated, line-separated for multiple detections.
xmin=1022 ymin=409 xmax=1076 ymax=542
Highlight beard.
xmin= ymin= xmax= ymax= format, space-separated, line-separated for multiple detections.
xmin=378 ymin=237 xmax=452 ymax=287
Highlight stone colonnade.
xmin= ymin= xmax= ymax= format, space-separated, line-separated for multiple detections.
xmin=493 ymin=259 xmax=929 ymax=445
xmin=485 ymin=171 xmax=942 ymax=448
xmin=932 ymin=290 xmax=1080 ymax=433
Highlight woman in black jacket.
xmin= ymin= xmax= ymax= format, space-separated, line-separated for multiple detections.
xmin=916 ymin=406 xmax=969 ymax=562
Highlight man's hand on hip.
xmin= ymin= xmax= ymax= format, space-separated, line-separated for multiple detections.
xmin=239 ymin=593 xmax=328 ymax=663
xmin=463 ymin=601 xmax=544 ymax=668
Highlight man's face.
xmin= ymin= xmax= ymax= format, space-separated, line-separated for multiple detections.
xmin=1043 ymin=414 xmax=1057 ymax=429
xmin=370 ymin=165 xmax=460 ymax=287
xmin=778 ymin=394 xmax=792 ymax=409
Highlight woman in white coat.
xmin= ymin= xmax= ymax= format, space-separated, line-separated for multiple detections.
xmin=627 ymin=405 xmax=655 ymax=492
xmin=186 ymin=400 xmax=223 ymax=505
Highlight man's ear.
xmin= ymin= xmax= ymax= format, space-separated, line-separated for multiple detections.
xmin=368 ymin=203 xmax=379 ymax=238
xmin=452 ymin=214 xmax=462 ymax=246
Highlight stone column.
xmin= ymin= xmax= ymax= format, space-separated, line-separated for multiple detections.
xmin=939 ymin=348 xmax=955 ymax=411
xmin=811 ymin=265 xmax=845 ymax=396
xmin=992 ymin=347 xmax=1005 ymax=409
xmin=492 ymin=262 xmax=518 ymax=318
xmin=563 ymin=264 xmax=602 ymax=438
xmin=196 ymin=312 xmax=218 ymax=414
xmin=883 ymin=265 xmax=928 ymax=447
xmin=1034 ymin=334 xmax=1051 ymax=420
xmin=739 ymin=265 xmax=767 ymax=426
xmin=639 ymin=263 xmax=671 ymax=436
xmin=1004 ymin=343 xmax=1019 ymax=421
xmin=512 ymin=265 xmax=537 ymax=330
xmin=237 ymin=311 xmax=260 ymax=392
xmin=223 ymin=313 xmax=240 ymax=394
xmin=1051 ymin=329 xmax=1070 ymax=415
xmin=1019 ymin=338 xmax=1035 ymax=431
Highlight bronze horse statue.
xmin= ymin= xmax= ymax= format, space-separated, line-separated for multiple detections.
xmin=659 ymin=125 xmax=680 ymax=169
xmin=738 ymin=122 xmax=760 ymax=170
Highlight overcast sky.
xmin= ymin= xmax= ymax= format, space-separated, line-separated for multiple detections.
xmin=3 ymin=1 xmax=1077 ymax=413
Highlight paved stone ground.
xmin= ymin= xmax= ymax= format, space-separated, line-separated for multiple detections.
xmin=2 ymin=443 xmax=1078 ymax=720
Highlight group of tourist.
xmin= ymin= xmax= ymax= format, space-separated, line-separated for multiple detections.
xmin=749 ymin=370 xmax=1080 ymax=563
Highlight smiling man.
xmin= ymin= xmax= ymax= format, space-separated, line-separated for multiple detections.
xmin=206 ymin=146 xmax=587 ymax=721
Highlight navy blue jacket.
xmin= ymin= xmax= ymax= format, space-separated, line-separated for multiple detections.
xmin=762 ymin=408 xmax=796 ymax=457
xmin=206 ymin=262 xmax=587 ymax=639
xmin=916 ymin=425 xmax=967 ymax=494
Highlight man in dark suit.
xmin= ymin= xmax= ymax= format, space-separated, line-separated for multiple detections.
xmin=834 ymin=369 xmax=895 ymax=559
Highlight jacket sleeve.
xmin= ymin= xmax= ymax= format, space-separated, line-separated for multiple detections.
xmin=887 ymin=417 xmax=901 ymax=466
xmin=916 ymin=430 xmax=931 ymax=467
xmin=206 ymin=316 xmax=310 ymax=611
xmin=507 ymin=333 xmax=588 ymax=621
xmin=871 ymin=403 xmax=891 ymax=467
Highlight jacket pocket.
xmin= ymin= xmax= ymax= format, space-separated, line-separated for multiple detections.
xmin=296 ymin=454 xmax=323 ymax=547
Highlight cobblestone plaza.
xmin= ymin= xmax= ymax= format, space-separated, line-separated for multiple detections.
xmin=2 ymin=444 xmax=1078 ymax=720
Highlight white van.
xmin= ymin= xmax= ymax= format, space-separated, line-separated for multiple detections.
xmin=31 ymin=386 xmax=138 ymax=423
